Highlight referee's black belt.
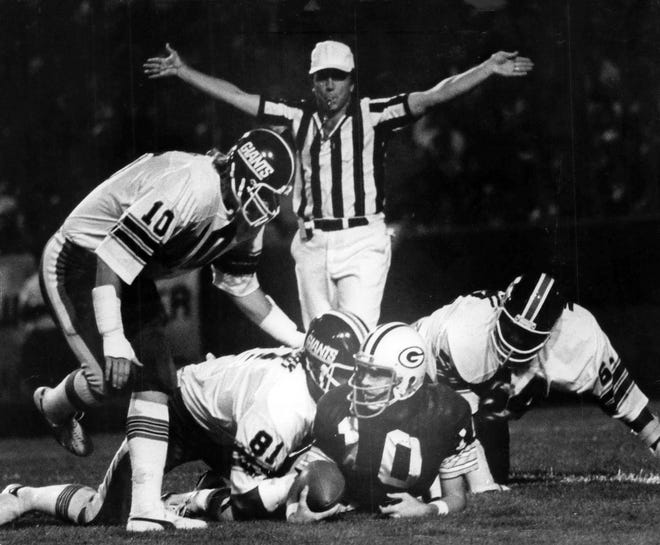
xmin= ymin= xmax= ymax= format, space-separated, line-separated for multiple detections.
xmin=309 ymin=217 xmax=370 ymax=231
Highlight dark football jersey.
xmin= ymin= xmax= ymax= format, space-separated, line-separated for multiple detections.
xmin=313 ymin=383 xmax=477 ymax=511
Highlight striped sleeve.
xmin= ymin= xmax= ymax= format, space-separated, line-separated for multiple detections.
xmin=438 ymin=433 xmax=478 ymax=480
xmin=96 ymin=191 xmax=181 ymax=285
xmin=258 ymin=96 xmax=304 ymax=135
xmin=593 ymin=335 xmax=649 ymax=424
xmin=368 ymin=93 xmax=416 ymax=131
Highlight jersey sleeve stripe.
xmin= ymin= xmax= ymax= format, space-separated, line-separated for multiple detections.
xmin=110 ymin=227 xmax=151 ymax=263
xmin=599 ymin=358 xmax=637 ymax=415
xmin=122 ymin=214 xmax=160 ymax=250
xmin=377 ymin=114 xmax=412 ymax=132
xmin=438 ymin=442 xmax=478 ymax=479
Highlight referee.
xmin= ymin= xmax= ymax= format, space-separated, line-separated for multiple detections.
xmin=144 ymin=40 xmax=533 ymax=328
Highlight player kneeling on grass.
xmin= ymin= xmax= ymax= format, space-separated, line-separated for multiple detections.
xmin=479 ymin=290 xmax=660 ymax=461
xmin=0 ymin=311 xmax=368 ymax=527
xmin=286 ymin=323 xmax=478 ymax=522
xmin=414 ymin=271 xmax=660 ymax=491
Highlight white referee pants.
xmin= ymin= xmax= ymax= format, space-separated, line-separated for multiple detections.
xmin=290 ymin=219 xmax=391 ymax=329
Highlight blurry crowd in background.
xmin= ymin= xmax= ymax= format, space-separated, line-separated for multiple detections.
xmin=2 ymin=0 xmax=660 ymax=257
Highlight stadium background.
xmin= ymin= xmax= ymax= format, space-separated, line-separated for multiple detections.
xmin=1 ymin=0 xmax=660 ymax=433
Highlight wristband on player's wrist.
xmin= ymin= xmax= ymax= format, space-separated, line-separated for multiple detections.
xmin=259 ymin=295 xmax=305 ymax=348
xmin=428 ymin=499 xmax=449 ymax=516
xmin=92 ymin=285 xmax=135 ymax=360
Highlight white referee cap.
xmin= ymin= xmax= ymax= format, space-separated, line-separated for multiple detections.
xmin=309 ymin=41 xmax=354 ymax=74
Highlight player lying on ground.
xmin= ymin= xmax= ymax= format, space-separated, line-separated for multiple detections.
xmin=414 ymin=272 xmax=660 ymax=490
xmin=0 ymin=311 xmax=368 ymax=528
xmin=286 ymin=323 xmax=478 ymax=522
xmin=33 ymin=128 xmax=300 ymax=531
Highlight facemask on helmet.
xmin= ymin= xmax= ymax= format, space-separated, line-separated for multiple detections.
xmin=491 ymin=272 xmax=564 ymax=367
xmin=226 ymin=128 xmax=295 ymax=227
xmin=303 ymin=310 xmax=369 ymax=400
xmin=350 ymin=322 xmax=428 ymax=419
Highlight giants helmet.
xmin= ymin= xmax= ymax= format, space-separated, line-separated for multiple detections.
xmin=350 ymin=322 xmax=428 ymax=419
xmin=303 ymin=310 xmax=369 ymax=400
xmin=226 ymin=128 xmax=295 ymax=227
xmin=491 ymin=272 xmax=564 ymax=366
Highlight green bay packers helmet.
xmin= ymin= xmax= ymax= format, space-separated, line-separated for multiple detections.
xmin=226 ymin=128 xmax=295 ymax=227
xmin=350 ymin=322 xmax=428 ymax=419
xmin=303 ymin=310 xmax=369 ymax=401
xmin=492 ymin=272 xmax=565 ymax=366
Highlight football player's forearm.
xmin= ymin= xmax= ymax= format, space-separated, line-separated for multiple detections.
xmin=92 ymin=257 xmax=136 ymax=362
xmin=436 ymin=475 xmax=468 ymax=514
xmin=230 ymin=289 xmax=304 ymax=348
xmin=230 ymin=488 xmax=271 ymax=520
xmin=625 ymin=405 xmax=660 ymax=455
xmin=231 ymin=476 xmax=293 ymax=520
xmin=95 ymin=257 xmax=123 ymax=291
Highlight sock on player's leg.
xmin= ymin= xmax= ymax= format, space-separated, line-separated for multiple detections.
xmin=18 ymin=484 xmax=97 ymax=524
xmin=126 ymin=396 xmax=169 ymax=518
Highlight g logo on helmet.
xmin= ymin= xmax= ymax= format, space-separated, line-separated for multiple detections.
xmin=398 ymin=346 xmax=425 ymax=368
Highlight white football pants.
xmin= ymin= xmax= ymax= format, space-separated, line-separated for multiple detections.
xmin=291 ymin=219 xmax=391 ymax=330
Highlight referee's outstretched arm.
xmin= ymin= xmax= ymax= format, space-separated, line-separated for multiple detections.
xmin=408 ymin=50 xmax=534 ymax=117
xmin=144 ymin=43 xmax=260 ymax=117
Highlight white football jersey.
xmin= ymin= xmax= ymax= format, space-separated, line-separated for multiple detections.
xmin=416 ymin=294 xmax=649 ymax=424
xmin=532 ymin=304 xmax=648 ymax=423
xmin=61 ymin=152 xmax=263 ymax=293
xmin=177 ymin=347 xmax=316 ymax=497
xmin=413 ymin=292 xmax=502 ymax=387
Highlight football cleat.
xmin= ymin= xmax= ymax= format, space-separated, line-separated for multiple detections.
xmin=162 ymin=491 xmax=194 ymax=517
xmin=33 ymin=387 xmax=94 ymax=457
xmin=127 ymin=504 xmax=208 ymax=532
xmin=0 ymin=484 xmax=24 ymax=525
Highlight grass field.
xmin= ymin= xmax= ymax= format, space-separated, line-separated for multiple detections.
xmin=0 ymin=401 xmax=659 ymax=545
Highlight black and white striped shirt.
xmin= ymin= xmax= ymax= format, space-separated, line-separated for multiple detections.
xmin=259 ymin=94 xmax=415 ymax=221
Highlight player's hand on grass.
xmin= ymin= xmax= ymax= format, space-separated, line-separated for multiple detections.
xmin=286 ymin=486 xmax=341 ymax=524
xmin=489 ymin=51 xmax=534 ymax=77
xmin=379 ymin=492 xmax=436 ymax=518
xmin=144 ymin=43 xmax=183 ymax=78
xmin=478 ymin=380 xmax=515 ymax=420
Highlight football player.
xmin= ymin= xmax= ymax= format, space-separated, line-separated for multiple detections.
xmin=287 ymin=322 xmax=477 ymax=522
xmin=413 ymin=272 xmax=660 ymax=489
xmin=33 ymin=128 xmax=301 ymax=531
xmin=0 ymin=311 xmax=369 ymax=528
